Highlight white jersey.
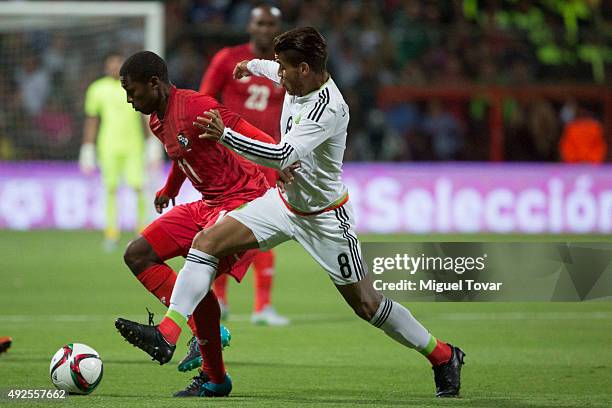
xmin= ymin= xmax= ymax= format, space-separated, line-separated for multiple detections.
xmin=219 ymin=59 xmax=349 ymax=214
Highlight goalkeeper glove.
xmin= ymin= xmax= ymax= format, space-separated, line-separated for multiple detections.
xmin=146 ymin=137 xmax=163 ymax=167
xmin=79 ymin=143 xmax=96 ymax=175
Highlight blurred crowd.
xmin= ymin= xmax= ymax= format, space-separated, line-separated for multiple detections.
xmin=0 ymin=18 xmax=146 ymax=160
xmin=0 ymin=0 xmax=610 ymax=162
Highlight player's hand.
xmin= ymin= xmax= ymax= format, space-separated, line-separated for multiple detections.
xmin=154 ymin=190 xmax=175 ymax=214
xmin=195 ymin=110 xmax=224 ymax=141
xmin=78 ymin=143 xmax=96 ymax=175
xmin=233 ymin=60 xmax=252 ymax=79
xmin=277 ymin=162 xmax=301 ymax=193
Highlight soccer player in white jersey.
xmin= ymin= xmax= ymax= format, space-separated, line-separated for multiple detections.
xmin=116 ymin=27 xmax=465 ymax=398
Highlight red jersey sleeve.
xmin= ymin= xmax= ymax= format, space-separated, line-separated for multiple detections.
xmin=158 ymin=160 xmax=186 ymax=198
xmin=234 ymin=118 xmax=276 ymax=144
xmin=199 ymin=48 xmax=231 ymax=97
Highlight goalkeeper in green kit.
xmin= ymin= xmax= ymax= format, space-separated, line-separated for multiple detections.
xmin=80 ymin=52 xmax=160 ymax=250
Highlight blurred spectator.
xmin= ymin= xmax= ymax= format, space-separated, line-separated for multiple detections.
xmin=35 ymin=96 xmax=74 ymax=159
xmin=14 ymin=53 xmax=50 ymax=116
xmin=422 ymin=100 xmax=464 ymax=160
xmin=526 ymin=100 xmax=558 ymax=161
xmin=559 ymin=106 xmax=607 ymax=163
xmin=167 ymin=40 xmax=206 ymax=90
xmin=165 ymin=0 xmax=190 ymax=46
xmin=504 ymin=102 xmax=532 ymax=161
xmin=391 ymin=0 xmax=431 ymax=68
xmin=187 ymin=0 xmax=227 ymax=26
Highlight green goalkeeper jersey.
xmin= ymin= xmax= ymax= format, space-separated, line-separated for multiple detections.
xmin=84 ymin=76 xmax=144 ymax=155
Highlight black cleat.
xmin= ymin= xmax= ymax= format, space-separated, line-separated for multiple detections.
xmin=115 ymin=317 xmax=175 ymax=365
xmin=174 ymin=370 xmax=232 ymax=397
xmin=173 ymin=370 xmax=210 ymax=397
xmin=432 ymin=344 xmax=465 ymax=398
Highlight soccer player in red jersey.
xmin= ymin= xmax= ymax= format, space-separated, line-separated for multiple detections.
xmin=117 ymin=51 xmax=282 ymax=397
xmin=199 ymin=4 xmax=288 ymax=325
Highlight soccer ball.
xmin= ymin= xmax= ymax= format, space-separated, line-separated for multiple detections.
xmin=49 ymin=343 xmax=103 ymax=394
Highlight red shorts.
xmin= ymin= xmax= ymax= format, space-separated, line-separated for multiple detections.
xmin=142 ymin=199 xmax=257 ymax=282
xmin=260 ymin=166 xmax=278 ymax=187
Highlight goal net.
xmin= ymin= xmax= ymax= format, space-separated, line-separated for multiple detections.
xmin=0 ymin=1 xmax=164 ymax=161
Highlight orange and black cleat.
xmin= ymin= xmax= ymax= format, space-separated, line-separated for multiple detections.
xmin=0 ymin=336 xmax=12 ymax=354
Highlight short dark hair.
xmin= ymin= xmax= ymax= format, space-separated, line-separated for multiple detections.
xmin=273 ymin=27 xmax=327 ymax=73
xmin=120 ymin=51 xmax=169 ymax=84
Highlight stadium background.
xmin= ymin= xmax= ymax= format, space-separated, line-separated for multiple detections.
xmin=1 ymin=1 xmax=611 ymax=407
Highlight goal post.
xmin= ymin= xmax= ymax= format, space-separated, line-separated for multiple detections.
xmin=0 ymin=1 xmax=164 ymax=55
xmin=0 ymin=1 xmax=164 ymax=161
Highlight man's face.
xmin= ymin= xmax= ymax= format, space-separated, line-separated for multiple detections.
xmin=276 ymin=52 xmax=302 ymax=96
xmin=120 ymin=75 xmax=157 ymax=115
xmin=248 ymin=8 xmax=281 ymax=51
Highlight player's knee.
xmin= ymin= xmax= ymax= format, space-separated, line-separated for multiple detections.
xmin=192 ymin=228 xmax=221 ymax=256
xmin=124 ymin=238 xmax=155 ymax=276
xmin=123 ymin=240 xmax=140 ymax=275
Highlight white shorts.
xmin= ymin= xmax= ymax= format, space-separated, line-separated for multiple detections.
xmin=228 ymin=188 xmax=366 ymax=285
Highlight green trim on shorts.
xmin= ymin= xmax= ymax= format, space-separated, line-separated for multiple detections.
xmin=234 ymin=203 xmax=248 ymax=211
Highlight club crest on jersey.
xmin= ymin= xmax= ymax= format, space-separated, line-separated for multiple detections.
xmin=177 ymin=133 xmax=189 ymax=148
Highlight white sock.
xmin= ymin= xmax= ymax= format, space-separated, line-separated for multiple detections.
xmin=370 ymin=296 xmax=431 ymax=350
xmin=169 ymin=248 xmax=218 ymax=318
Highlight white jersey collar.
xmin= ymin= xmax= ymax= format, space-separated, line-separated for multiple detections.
xmin=295 ymin=76 xmax=332 ymax=105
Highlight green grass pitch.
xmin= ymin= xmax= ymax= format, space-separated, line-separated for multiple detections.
xmin=1 ymin=230 xmax=611 ymax=407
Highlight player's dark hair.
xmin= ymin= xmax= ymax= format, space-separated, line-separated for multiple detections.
xmin=120 ymin=51 xmax=169 ymax=84
xmin=273 ymin=27 xmax=327 ymax=73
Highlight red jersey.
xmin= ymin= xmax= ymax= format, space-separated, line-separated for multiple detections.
xmin=150 ymin=86 xmax=268 ymax=206
xmin=200 ymin=43 xmax=284 ymax=142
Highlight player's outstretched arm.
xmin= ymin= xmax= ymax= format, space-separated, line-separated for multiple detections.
xmin=234 ymin=59 xmax=281 ymax=85
xmin=196 ymin=110 xmax=299 ymax=170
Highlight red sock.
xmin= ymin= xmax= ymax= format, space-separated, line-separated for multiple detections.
xmin=158 ymin=317 xmax=182 ymax=345
xmin=427 ymin=339 xmax=452 ymax=366
xmin=253 ymin=250 xmax=274 ymax=312
xmin=193 ymin=291 xmax=225 ymax=384
xmin=186 ymin=316 xmax=197 ymax=336
xmin=212 ymin=273 xmax=228 ymax=305
xmin=136 ymin=264 xmax=176 ymax=307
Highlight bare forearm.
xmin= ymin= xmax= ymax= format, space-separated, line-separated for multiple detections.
xmin=83 ymin=117 xmax=99 ymax=145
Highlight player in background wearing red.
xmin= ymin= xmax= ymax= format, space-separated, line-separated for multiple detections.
xmin=116 ymin=51 xmax=292 ymax=397
xmin=199 ymin=4 xmax=289 ymax=326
